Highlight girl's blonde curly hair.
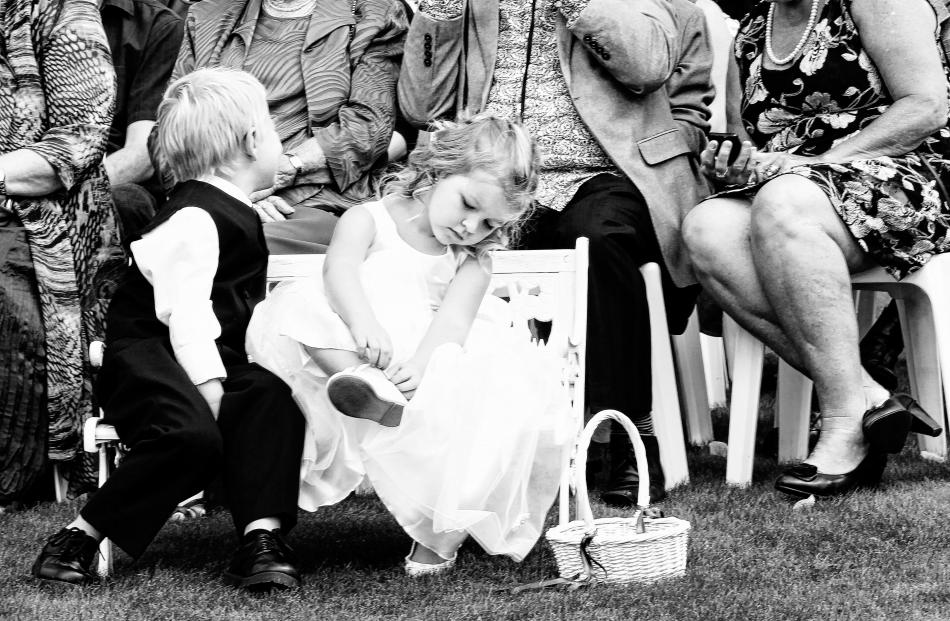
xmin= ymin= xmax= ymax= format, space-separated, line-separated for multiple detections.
xmin=380 ymin=112 xmax=540 ymax=257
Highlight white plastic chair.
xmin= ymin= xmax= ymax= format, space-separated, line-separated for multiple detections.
xmin=723 ymin=253 xmax=950 ymax=486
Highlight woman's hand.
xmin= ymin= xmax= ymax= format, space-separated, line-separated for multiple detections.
xmin=272 ymin=154 xmax=299 ymax=193
xmin=701 ymin=138 xmax=756 ymax=185
xmin=385 ymin=360 xmax=423 ymax=400
xmin=350 ymin=320 xmax=394 ymax=370
xmin=251 ymin=196 xmax=295 ymax=223
xmin=750 ymin=151 xmax=821 ymax=183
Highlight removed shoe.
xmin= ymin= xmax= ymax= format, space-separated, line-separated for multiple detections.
xmin=326 ymin=364 xmax=407 ymax=427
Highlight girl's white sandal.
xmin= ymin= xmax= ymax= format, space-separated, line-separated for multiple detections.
xmin=404 ymin=542 xmax=456 ymax=577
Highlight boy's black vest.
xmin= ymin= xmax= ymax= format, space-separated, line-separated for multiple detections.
xmin=105 ymin=180 xmax=268 ymax=359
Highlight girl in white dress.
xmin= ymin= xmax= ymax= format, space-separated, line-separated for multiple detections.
xmin=246 ymin=114 xmax=574 ymax=575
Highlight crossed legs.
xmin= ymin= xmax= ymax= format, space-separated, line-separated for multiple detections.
xmin=682 ymin=174 xmax=884 ymax=475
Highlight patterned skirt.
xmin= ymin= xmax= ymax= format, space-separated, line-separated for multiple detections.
xmin=0 ymin=213 xmax=47 ymax=501
xmin=717 ymin=152 xmax=950 ymax=279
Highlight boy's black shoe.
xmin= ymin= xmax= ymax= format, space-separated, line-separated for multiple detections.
xmin=32 ymin=527 xmax=99 ymax=585
xmin=600 ymin=433 xmax=667 ymax=506
xmin=223 ymin=529 xmax=300 ymax=591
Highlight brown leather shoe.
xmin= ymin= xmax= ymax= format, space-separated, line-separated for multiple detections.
xmin=223 ymin=529 xmax=300 ymax=591
xmin=32 ymin=527 xmax=99 ymax=585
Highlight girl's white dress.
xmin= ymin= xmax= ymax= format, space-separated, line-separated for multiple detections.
xmin=246 ymin=201 xmax=573 ymax=561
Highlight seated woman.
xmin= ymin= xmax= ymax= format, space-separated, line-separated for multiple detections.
xmin=0 ymin=0 xmax=118 ymax=505
xmin=173 ymin=0 xmax=409 ymax=253
xmin=682 ymin=0 xmax=949 ymax=498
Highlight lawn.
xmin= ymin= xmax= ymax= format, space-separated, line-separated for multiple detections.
xmin=4 ymin=405 xmax=950 ymax=620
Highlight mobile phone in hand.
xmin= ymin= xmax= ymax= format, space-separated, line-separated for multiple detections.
xmin=708 ymin=132 xmax=742 ymax=165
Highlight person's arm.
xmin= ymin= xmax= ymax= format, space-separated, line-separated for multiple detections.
xmin=307 ymin=1 xmax=409 ymax=194
xmin=815 ymin=0 xmax=947 ymax=162
xmin=106 ymin=11 xmax=184 ymax=187
xmin=104 ymin=120 xmax=156 ymax=186
xmin=396 ymin=0 xmax=466 ymax=127
xmin=1 ymin=0 xmax=114 ymax=197
xmin=131 ymin=207 xmax=226 ymax=416
xmin=322 ymin=204 xmax=394 ymax=368
xmin=386 ymin=255 xmax=489 ymax=397
xmin=560 ymin=0 xmax=680 ymax=95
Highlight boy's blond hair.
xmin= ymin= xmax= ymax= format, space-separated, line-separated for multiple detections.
xmin=155 ymin=67 xmax=271 ymax=184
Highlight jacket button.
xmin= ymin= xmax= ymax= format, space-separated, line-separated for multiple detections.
xmin=583 ymin=34 xmax=592 ymax=42
xmin=602 ymin=51 xmax=611 ymax=60
xmin=424 ymin=40 xmax=432 ymax=50
xmin=424 ymin=33 xmax=432 ymax=42
xmin=424 ymin=59 xmax=432 ymax=67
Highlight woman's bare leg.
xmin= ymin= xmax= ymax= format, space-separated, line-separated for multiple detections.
xmin=749 ymin=174 xmax=880 ymax=474
xmin=682 ymin=197 xmax=807 ymax=371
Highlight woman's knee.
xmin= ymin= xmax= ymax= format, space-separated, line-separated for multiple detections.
xmin=749 ymin=176 xmax=829 ymax=245
xmin=681 ymin=199 xmax=747 ymax=275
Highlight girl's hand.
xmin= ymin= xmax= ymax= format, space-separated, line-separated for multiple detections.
xmin=385 ymin=360 xmax=423 ymax=399
xmin=350 ymin=320 xmax=393 ymax=369
xmin=701 ymin=138 xmax=755 ymax=185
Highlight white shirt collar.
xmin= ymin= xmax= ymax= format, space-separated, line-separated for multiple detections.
xmin=197 ymin=174 xmax=253 ymax=208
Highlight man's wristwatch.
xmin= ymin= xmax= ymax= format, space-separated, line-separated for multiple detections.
xmin=0 ymin=168 xmax=7 ymax=200
xmin=286 ymin=153 xmax=305 ymax=180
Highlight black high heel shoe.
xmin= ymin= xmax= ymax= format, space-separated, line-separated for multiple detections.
xmin=774 ymin=451 xmax=887 ymax=499
xmin=862 ymin=395 xmax=942 ymax=454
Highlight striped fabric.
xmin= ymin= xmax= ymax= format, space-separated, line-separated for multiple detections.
xmin=175 ymin=0 xmax=408 ymax=212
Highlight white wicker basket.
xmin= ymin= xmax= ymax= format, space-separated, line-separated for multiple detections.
xmin=545 ymin=409 xmax=691 ymax=584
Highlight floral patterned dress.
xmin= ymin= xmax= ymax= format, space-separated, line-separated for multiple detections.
xmin=734 ymin=0 xmax=950 ymax=277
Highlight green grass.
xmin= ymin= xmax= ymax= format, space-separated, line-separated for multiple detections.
xmin=4 ymin=406 xmax=950 ymax=620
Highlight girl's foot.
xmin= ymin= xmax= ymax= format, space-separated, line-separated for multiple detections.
xmin=404 ymin=542 xmax=456 ymax=577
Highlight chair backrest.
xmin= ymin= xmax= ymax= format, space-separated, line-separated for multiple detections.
xmin=266 ymin=239 xmax=590 ymax=523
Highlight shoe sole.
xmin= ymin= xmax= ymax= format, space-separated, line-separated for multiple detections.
xmin=222 ymin=570 xmax=300 ymax=591
xmin=327 ymin=376 xmax=403 ymax=427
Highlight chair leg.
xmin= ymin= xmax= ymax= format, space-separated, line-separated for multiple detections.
xmin=52 ymin=464 xmax=68 ymax=503
xmin=897 ymin=295 xmax=948 ymax=460
xmin=700 ymin=334 xmax=729 ymax=408
xmin=776 ymin=360 xmax=811 ymax=463
xmin=725 ymin=322 xmax=765 ymax=487
xmin=673 ymin=310 xmax=714 ymax=446
xmin=641 ymin=263 xmax=689 ymax=489
xmin=95 ymin=445 xmax=114 ymax=577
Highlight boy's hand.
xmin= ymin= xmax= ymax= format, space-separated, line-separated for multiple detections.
xmin=385 ymin=361 xmax=423 ymax=400
xmin=196 ymin=379 xmax=224 ymax=420
xmin=350 ymin=320 xmax=393 ymax=370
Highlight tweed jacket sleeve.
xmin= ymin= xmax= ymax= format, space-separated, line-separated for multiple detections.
xmin=665 ymin=3 xmax=714 ymax=155
xmin=397 ymin=3 xmax=466 ymax=127
xmin=565 ymin=0 xmax=681 ymax=95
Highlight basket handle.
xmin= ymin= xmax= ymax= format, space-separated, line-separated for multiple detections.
xmin=573 ymin=409 xmax=651 ymax=529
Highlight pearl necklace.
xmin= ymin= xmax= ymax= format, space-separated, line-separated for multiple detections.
xmin=262 ymin=0 xmax=317 ymax=19
xmin=765 ymin=0 xmax=820 ymax=66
